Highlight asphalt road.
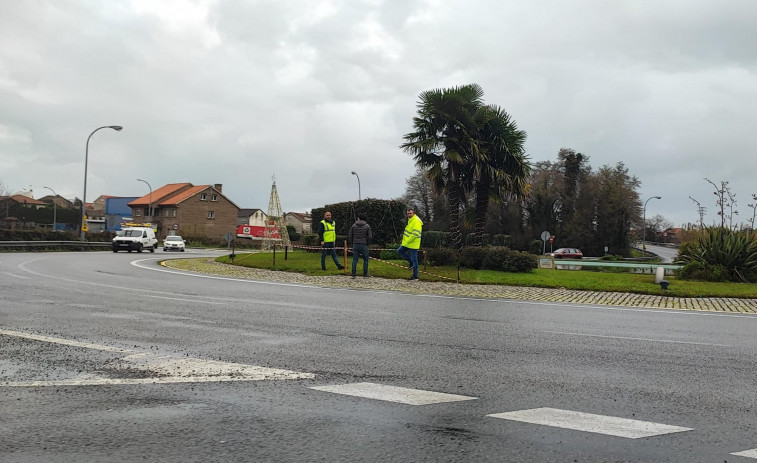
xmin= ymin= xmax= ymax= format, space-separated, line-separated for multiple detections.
xmin=2 ymin=251 xmax=756 ymax=463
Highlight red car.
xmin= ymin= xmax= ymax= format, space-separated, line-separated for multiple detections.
xmin=548 ymin=248 xmax=583 ymax=259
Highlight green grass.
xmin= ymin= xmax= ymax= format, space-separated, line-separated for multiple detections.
xmin=217 ymin=250 xmax=757 ymax=299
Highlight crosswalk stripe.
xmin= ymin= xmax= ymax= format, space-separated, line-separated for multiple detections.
xmin=487 ymin=407 xmax=692 ymax=439
xmin=731 ymin=449 xmax=757 ymax=459
xmin=309 ymin=382 xmax=477 ymax=405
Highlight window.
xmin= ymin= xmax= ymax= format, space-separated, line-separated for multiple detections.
xmin=135 ymin=209 xmax=142 ymax=217
xmin=165 ymin=208 xmax=177 ymax=218
xmin=211 ymin=194 xmax=218 ymax=201
xmin=207 ymin=211 xmax=215 ymax=219
xmin=200 ymin=193 xmax=207 ymax=201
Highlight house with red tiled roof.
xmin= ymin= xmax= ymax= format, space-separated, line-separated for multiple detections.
xmin=128 ymin=183 xmax=240 ymax=240
xmin=285 ymin=212 xmax=312 ymax=234
xmin=0 ymin=195 xmax=48 ymax=210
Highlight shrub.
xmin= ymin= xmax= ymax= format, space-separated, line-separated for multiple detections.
xmin=678 ymin=261 xmax=729 ymax=282
xmin=426 ymin=247 xmax=459 ymax=266
xmin=491 ymin=234 xmax=512 ymax=247
xmin=599 ymin=254 xmax=624 ymax=261
xmin=459 ymin=246 xmax=487 ymax=269
xmin=422 ymin=231 xmax=450 ymax=248
xmin=380 ymin=243 xmax=401 ymax=260
xmin=482 ymin=246 xmax=511 ymax=271
xmin=676 ymin=227 xmax=757 ymax=282
xmin=503 ymin=251 xmax=538 ymax=272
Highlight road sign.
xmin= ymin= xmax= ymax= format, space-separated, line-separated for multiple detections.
xmin=540 ymin=231 xmax=550 ymax=241
xmin=82 ymin=224 xmax=88 ymax=232
xmin=172 ymin=223 xmax=180 ymax=230
xmin=549 ymin=235 xmax=554 ymax=243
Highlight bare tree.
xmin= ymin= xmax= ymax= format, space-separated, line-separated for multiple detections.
xmin=704 ymin=178 xmax=730 ymax=228
xmin=646 ymin=213 xmax=674 ymax=236
xmin=0 ymin=178 xmax=12 ymax=218
xmin=402 ymin=168 xmax=435 ymax=223
xmin=747 ymin=193 xmax=757 ymax=230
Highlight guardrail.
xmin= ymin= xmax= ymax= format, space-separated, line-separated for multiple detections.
xmin=0 ymin=241 xmax=112 ymax=251
xmin=552 ymin=259 xmax=682 ymax=274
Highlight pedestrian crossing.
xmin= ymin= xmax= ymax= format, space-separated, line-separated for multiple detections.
xmin=309 ymin=381 xmax=757 ymax=459
xmin=309 ymin=382 xmax=477 ymax=405
xmin=3 ymin=328 xmax=754 ymax=459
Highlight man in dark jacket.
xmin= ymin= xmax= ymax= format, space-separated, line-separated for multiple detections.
xmin=349 ymin=213 xmax=373 ymax=277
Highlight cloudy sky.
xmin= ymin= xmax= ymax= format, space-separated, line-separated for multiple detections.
xmin=2 ymin=0 xmax=755 ymax=228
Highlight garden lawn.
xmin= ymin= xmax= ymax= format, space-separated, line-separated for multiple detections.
xmin=217 ymin=250 xmax=757 ymax=299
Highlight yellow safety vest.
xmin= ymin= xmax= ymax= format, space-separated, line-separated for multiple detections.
xmin=401 ymin=215 xmax=423 ymax=249
xmin=321 ymin=220 xmax=336 ymax=243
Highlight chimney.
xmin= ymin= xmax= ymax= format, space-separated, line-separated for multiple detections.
xmin=214 ymin=184 xmax=222 ymax=193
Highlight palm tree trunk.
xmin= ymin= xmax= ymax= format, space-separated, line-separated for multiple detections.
xmin=473 ymin=180 xmax=490 ymax=247
xmin=448 ymin=181 xmax=463 ymax=250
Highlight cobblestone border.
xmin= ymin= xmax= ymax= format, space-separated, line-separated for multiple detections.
xmin=162 ymin=257 xmax=757 ymax=314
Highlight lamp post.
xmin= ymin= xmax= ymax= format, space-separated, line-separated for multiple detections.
xmin=642 ymin=196 xmax=661 ymax=258
xmin=137 ymin=178 xmax=153 ymax=225
xmin=43 ymin=186 xmax=57 ymax=232
xmin=81 ymin=125 xmax=123 ymax=241
xmin=351 ymin=171 xmax=361 ymax=201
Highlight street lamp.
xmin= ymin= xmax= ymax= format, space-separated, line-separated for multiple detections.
xmin=81 ymin=125 xmax=123 ymax=241
xmin=351 ymin=171 xmax=361 ymax=201
xmin=642 ymin=196 xmax=662 ymax=258
xmin=137 ymin=178 xmax=153 ymax=224
xmin=43 ymin=186 xmax=57 ymax=232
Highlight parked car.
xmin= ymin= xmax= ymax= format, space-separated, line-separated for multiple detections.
xmin=548 ymin=248 xmax=583 ymax=259
xmin=163 ymin=235 xmax=186 ymax=252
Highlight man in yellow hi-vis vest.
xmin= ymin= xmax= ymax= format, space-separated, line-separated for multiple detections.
xmin=397 ymin=207 xmax=423 ymax=280
xmin=318 ymin=211 xmax=344 ymax=270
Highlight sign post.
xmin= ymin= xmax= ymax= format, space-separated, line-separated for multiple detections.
xmin=540 ymin=231 xmax=550 ymax=255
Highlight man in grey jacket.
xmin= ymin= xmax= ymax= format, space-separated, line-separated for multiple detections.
xmin=349 ymin=213 xmax=373 ymax=278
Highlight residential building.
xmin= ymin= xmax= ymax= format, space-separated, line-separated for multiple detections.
xmin=238 ymin=208 xmax=267 ymax=227
xmin=285 ymin=212 xmax=312 ymax=234
xmin=38 ymin=195 xmax=75 ymax=210
xmin=128 ymin=183 xmax=239 ymax=240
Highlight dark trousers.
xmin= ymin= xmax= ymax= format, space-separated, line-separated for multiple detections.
xmin=351 ymin=244 xmax=369 ymax=276
xmin=321 ymin=242 xmax=342 ymax=269
xmin=397 ymin=246 xmax=419 ymax=278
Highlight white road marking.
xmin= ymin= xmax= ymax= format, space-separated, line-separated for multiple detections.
xmin=487 ymin=407 xmax=692 ymax=439
xmin=544 ymin=330 xmax=729 ymax=347
xmin=731 ymin=449 xmax=757 ymax=459
xmin=0 ymin=329 xmax=314 ymax=387
xmin=2 ymin=271 xmax=28 ymax=279
xmin=0 ymin=329 xmax=134 ymax=352
xmin=309 ymin=382 xmax=477 ymax=405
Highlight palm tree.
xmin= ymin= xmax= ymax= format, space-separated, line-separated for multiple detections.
xmin=401 ymin=84 xmax=485 ymax=249
xmin=469 ymin=105 xmax=530 ymax=246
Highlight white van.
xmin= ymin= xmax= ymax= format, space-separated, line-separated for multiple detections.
xmin=112 ymin=227 xmax=158 ymax=253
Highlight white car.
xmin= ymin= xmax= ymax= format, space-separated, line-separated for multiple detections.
xmin=163 ymin=235 xmax=186 ymax=252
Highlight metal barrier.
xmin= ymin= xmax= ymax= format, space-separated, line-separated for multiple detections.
xmin=0 ymin=241 xmax=112 ymax=251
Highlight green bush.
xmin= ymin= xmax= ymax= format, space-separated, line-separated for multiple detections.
xmin=312 ymin=199 xmax=407 ymax=246
xmin=491 ymin=234 xmax=512 ymax=247
xmin=426 ymin=247 xmax=459 ymax=266
xmin=459 ymin=246 xmax=488 ymax=269
xmin=676 ymin=227 xmax=757 ymax=282
xmin=482 ymin=246 xmax=511 ymax=271
xmin=422 ymin=231 xmax=450 ymax=248
xmin=599 ymin=254 xmax=624 ymax=261
xmin=300 ymin=234 xmax=319 ymax=247
xmin=503 ymin=251 xmax=538 ymax=272
xmin=678 ymin=261 xmax=729 ymax=282
xmin=380 ymin=243 xmax=401 ymax=260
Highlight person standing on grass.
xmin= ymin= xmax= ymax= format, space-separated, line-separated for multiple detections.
xmin=318 ymin=211 xmax=344 ymax=271
xmin=349 ymin=213 xmax=373 ymax=278
xmin=397 ymin=207 xmax=423 ymax=280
